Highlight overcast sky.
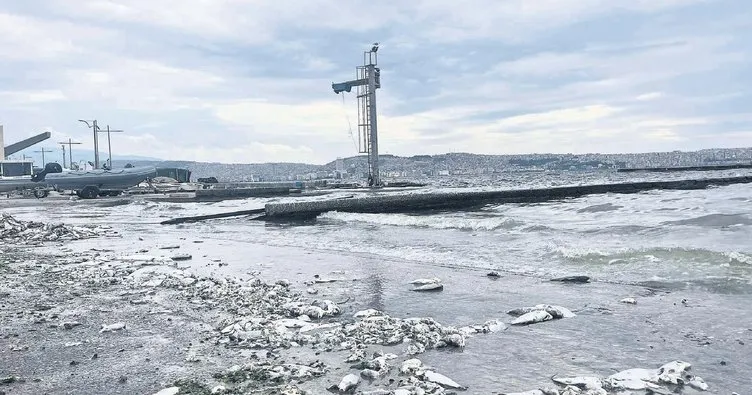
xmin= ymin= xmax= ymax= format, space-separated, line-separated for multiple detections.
xmin=1 ymin=0 xmax=750 ymax=164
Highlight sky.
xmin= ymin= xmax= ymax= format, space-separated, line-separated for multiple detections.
xmin=1 ymin=0 xmax=751 ymax=165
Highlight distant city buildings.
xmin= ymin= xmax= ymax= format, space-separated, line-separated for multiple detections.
xmin=113 ymin=147 xmax=752 ymax=183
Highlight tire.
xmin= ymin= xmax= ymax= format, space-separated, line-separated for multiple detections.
xmin=76 ymin=185 xmax=100 ymax=199
xmin=33 ymin=189 xmax=49 ymax=199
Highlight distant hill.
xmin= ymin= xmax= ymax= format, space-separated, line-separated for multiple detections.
xmin=8 ymin=148 xmax=162 ymax=164
xmin=104 ymin=147 xmax=752 ymax=182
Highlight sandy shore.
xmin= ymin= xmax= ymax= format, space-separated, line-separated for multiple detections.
xmin=1 ymin=212 xmax=749 ymax=394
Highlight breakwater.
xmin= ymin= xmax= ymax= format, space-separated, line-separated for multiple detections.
xmin=263 ymin=175 xmax=752 ymax=219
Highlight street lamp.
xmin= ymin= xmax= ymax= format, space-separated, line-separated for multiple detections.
xmin=78 ymin=119 xmax=101 ymax=169
xmin=97 ymin=125 xmax=124 ymax=170
xmin=58 ymin=138 xmax=81 ymax=169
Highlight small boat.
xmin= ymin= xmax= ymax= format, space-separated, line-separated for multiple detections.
xmin=0 ymin=162 xmax=157 ymax=199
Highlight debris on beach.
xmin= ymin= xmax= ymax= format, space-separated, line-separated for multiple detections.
xmin=409 ymin=277 xmax=443 ymax=291
xmin=411 ymin=282 xmax=444 ymax=292
xmin=335 ymin=373 xmax=359 ymax=392
xmin=409 ymin=277 xmax=441 ymax=285
xmin=508 ymin=304 xmax=576 ymax=325
xmin=151 ymin=387 xmax=180 ymax=395
xmin=170 ymin=253 xmax=192 ymax=261
xmin=550 ymin=275 xmax=590 ymax=284
xmin=100 ymin=322 xmax=126 ymax=333
xmin=1 ymin=213 xmax=100 ymax=244
xmin=508 ymin=360 xmax=709 ymax=394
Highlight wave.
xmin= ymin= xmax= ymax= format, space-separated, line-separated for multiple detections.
xmin=556 ymin=246 xmax=752 ymax=266
xmin=664 ymin=213 xmax=752 ymax=227
xmin=318 ymin=211 xmax=524 ymax=231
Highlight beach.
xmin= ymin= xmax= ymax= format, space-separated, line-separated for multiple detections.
xmin=1 ymin=174 xmax=751 ymax=394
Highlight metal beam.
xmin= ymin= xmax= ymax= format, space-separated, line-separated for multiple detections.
xmin=4 ymin=132 xmax=52 ymax=157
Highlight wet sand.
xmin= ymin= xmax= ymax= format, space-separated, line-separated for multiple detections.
xmin=2 ymin=220 xmax=750 ymax=394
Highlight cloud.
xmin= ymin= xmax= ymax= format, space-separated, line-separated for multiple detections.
xmin=0 ymin=0 xmax=750 ymax=164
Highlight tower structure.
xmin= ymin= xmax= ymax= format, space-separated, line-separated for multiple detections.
xmin=332 ymin=43 xmax=382 ymax=187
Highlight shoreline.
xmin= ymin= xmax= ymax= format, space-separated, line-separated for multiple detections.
xmin=1 ymin=214 xmax=749 ymax=394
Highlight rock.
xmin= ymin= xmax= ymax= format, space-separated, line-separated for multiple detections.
xmin=400 ymin=359 xmax=423 ymax=374
xmin=550 ymin=275 xmax=590 ymax=283
xmin=0 ymin=214 xmax=100 ymax=244
xmin=152 ymin=387 xmax=180 ymax=395
xmin=100 ymin=322 xmax=126 ymax=333
xmin=360 ymin=369 xmax=380 ymax=380
xmin=337 ymin=373 xmax=359 ymax=392
xmin=551 ymin=376 xmax=603 ymax=390
xmin=620 ymin=298 xmax=637 ymax=304
xmin=512 ymin=310 xmax=554 ymax=325
xmin=487 ymin=271 xmax=501 ymax=278
xmin=409 ymin=277 xmax=441 ymax=285
xmin=170 ymin=254 xmax=192 ymax=261
xmin=422 ymin=370 xmax=466 ymax=390
xmin=688 ymin=376 xmax=708 ymax=391
xmin=411 ymin=283 xmax=443 ymax=292
xmin=61 ymin=321 xmax=82 ymax=330
xmin=353 ymin=309 xmax=382 ymax=318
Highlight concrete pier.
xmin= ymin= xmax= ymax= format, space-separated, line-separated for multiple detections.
xmin=264 ymin=175 xmax=752 ymax=219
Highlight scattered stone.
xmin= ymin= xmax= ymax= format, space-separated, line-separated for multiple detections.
xmin=152 ymin=387 xmax=180 ymax=395
xmin=508 ymin=304 xmax=575 ymax=325
xmin=550 ymin=275 xmax=590 ymax=284
xmin=0 ymin=213 xmax=100 ymax=244
xmin=337 ymin=373 xmax=359 ymax=392
xmin=409 ymin=277 xmax=441 ymax=285
xmin=170 ymin=253 xmax=192 ymax=261
xmin=620 ymin=298 xmax=637 ymax=305
xmin=521 ymin=360 xmax=710 ymax=394
xmin=512 ymin=310 xmax=554 ymax=326
xmin=353 ymin=309 xmax=382 ymax=318
xmin=61 ymin=321 xmax=82 ymax=330
xmin=100 ymin=322 xmax=126 ymax=333
xmin=411 ymin=283 xmax=444 ymax=292
xmin=0 ymin=376 xmax=18 ymax=385
xmin=421 ymin=370 xmax=466 ymax=390
xmin=487 ymin=271 xmax=501 ymax=278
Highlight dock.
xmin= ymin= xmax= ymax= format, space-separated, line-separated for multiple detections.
xmin=263 ymin=175 xmax=752 ymax=220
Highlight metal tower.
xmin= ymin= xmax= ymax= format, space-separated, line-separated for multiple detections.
xmin=332 ymin=43 xmax=382 ymax=187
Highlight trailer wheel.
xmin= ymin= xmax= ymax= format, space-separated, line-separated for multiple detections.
xmin=76 ymin=185 xmax=100 ymax=199
xmin=33 ymin=189 xmax=49 ymax=199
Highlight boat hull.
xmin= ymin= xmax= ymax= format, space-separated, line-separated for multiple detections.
xmin=0 ymin=166 xmax=157 ymax=194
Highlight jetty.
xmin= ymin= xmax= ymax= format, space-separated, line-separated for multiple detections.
xmin=262 ymin=175 xmax=752 ymax=220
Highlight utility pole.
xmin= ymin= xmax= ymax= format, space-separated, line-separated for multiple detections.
xmin=58 ymin=138 xmax=81 ymax=169
xmin=332 ymin=42 xmax=382 ymax=187
xmin=34 ymin=148 xmax=54 ymax=166
xmin=60 ymin=145 xmax=66 ymax=168
xmin=78 ymin=119 xmax=101 ymax=168
xmin=96 ymin=125 xmax=124 ymax=170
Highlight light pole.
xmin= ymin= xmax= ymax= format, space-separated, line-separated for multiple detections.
xmin=78 ymin=119 xmax=100 ymax=168
xmin=60 ymin=145 xmax=66 ymax=168
xmin=97 ymin=125 xmax=124 ymax=170
xmin=58 ymin=138 xmax=81 ymax=169
xmin=34 ymin=148 xmax=54 ymax=166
